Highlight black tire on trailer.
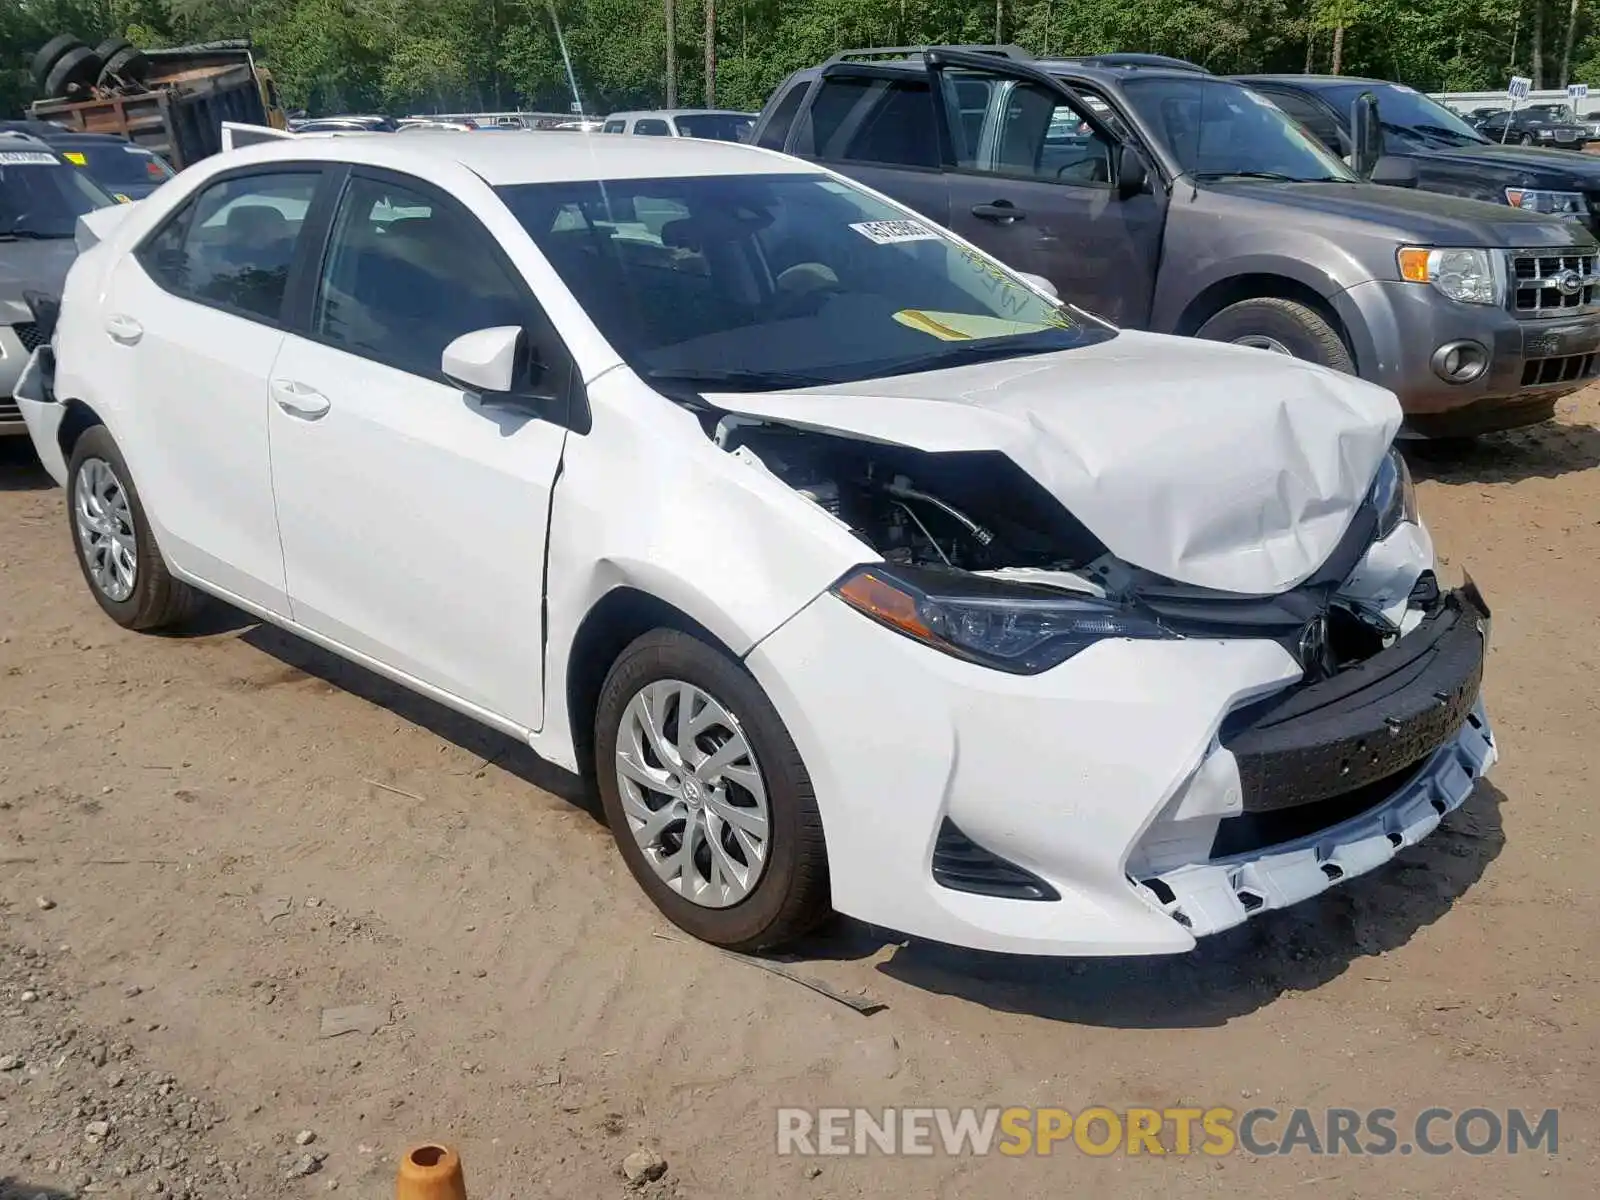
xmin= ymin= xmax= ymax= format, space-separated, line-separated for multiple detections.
xmin=97 ymin=44 xmax=150 ymax=84
xmin=43 ymin=46 xmax=102 ymax=99
xmin=30 ymin=35 xmax=84 ymax=88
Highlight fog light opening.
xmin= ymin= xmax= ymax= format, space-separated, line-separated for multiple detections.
xmin=1431 ymin=340 xmax=1489 ymax=384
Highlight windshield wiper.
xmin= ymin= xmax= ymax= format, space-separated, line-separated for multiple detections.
xmin=642 ymin=367 xmax=835 ymax=392
xmin=1193 ymin=170 xmax=1340 ymax=183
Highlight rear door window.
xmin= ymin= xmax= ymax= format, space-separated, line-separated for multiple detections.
xmin=633 ymin=119 xmax=672 ymax=136
xmin=806 ymin=75 xmax=938 ymax=168
xmin=137 ymin=171 xmax=319 ymax=321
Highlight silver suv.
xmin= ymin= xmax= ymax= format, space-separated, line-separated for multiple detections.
xmin=1 ymin=131 xmax=113 ymax=436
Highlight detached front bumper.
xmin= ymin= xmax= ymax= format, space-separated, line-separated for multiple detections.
xmin=748 ymin=575 xmax=1493 ymax=957
xmin=1335 ymin=278 xmax=1600 ymax=436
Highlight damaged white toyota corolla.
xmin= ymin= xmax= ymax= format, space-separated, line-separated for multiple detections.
xmin=14 ymin=132 xmax=1495 ymax=955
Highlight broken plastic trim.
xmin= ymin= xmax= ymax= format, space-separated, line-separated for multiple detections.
xmin=1136 ymin=699 xmax=1495 ymax=938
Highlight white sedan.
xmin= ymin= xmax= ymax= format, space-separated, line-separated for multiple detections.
xmin=14 ymin=131 xmax=1495 ymax=956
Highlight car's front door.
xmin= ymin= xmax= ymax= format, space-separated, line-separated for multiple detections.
xmin=928 ymin=58 xmax=1165 ymax=327
xmin=266 ymin=168 xmax=572 ymax=731
xmin=104 ymin=166 xmax=329 ymax=614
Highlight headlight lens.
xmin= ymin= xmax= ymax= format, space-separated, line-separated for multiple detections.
xmin=1505 ymin=187 xmax=1587 ymax=217
xmin=1397 ymin=247 xmax=1503 ymax=305
xmin=1370 ymin=446 xmax=1419 ymax=539
xmin=831 ymin=565 xmax=1173 ymax=674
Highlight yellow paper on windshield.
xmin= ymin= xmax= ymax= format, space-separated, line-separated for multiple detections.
xmin=892 ymin=310 xmax=1054 ymax=341
xmin=63 ymin=152 xmax=87 ymax=166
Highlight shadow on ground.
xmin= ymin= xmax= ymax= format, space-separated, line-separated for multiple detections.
xmin=235 ymin=618 xmax=595 ymax=816
xmin=1405 ymin=419 xmax=1600 ymax=484
xmin=792 ymin=782 xmax=1506 ymax=1029
xmin=0 ymin=1182 xmax=76 ymax=1200
xmin=0 ymin=439 xmax=52 ymax=491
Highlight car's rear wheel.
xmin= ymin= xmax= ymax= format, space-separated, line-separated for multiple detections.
xmin=67 ymin=426 xmax=203 ymax=630
xmin=1197 ymin=297 xmax=1355 ymax=374
xmin=594 ymin=629 xmax=830 ymax=950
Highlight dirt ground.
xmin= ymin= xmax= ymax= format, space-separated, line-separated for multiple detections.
xmin=1 ymin=388 xmax=1598 ymax=1200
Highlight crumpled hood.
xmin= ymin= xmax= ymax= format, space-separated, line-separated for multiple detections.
xmin=705 ymin=331 xmax=1402 ymax=595
xmin=0 ymin=237 xmax=77 ymax=309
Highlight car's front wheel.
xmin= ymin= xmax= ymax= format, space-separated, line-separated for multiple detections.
xmin=594 ymin=628 xmax=830 ymax=950
xmin=67 ymin=426 xmax=202 ymax=630
xmin=1197 ymin=297 xmax=1355 ymax=374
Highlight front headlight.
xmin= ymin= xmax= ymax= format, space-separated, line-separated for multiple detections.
xmin=831 ymin=565 xmax=1174 ymax=674
xmin=1505 ymin=187 xmax=1588 ymax=217
xmin=1397 ymin=246 xmax=1503 ymax=305
xmin=1370 ymin=446 xmax=1419 ymax=539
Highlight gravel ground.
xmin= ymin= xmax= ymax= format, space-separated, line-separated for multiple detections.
xmin=2 ymin=388 xmax=1599 ymax=1199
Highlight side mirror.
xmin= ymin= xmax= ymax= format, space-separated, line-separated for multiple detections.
xmin=1016 ymin=272 xmax=1058 ymax=298
xmin=442 ymin=325 xmax=526 ymax=395
xmin=1116 ymin=144 xmax=1150 ymax=199
xmin=1351 ymin=91 xmax=1384 ymax=179
xmin=1369 ymin=154 xmax=1419 ymax=188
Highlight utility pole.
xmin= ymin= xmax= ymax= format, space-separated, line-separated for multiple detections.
xmin=995 ymin=0 xmax=1003 ymax=43
xmin=665 ymin=0 xmax=677 ymax=107
xmin=705 ymin=0 xmax=716 ymax=107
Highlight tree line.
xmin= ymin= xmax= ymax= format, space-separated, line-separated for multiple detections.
xmin=3 ymin=0 xmax=1596 ymax=123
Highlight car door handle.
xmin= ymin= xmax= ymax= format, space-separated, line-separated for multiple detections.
xmin=971 ymin=201 xmax=1026 ymax=223
xmin=270 ymin=380 xmax=331 ymax=420
xmin=104 ymin=314 xmax=143 ymax=345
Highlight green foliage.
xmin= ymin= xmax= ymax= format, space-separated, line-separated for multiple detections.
xmin=0 ymin=0 xmax=1592 ymax=120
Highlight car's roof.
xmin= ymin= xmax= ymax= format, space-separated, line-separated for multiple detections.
xmin=1236 ymin=74 xmax=1390 ymax=88
xmin=223 ymin=128 xmax=817 ymax=185
xmin=607 ymin=109 xmax=753 ymax=119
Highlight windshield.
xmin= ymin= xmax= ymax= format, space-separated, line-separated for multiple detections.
xmin=672 ymin=113 xmax=753 ymax=141
xmin=1120 ymin=77 xmax=1356 ymax=182
xmin=497 ymin=173 xmax=1113 ymax=391
xmin=0 ymin=149 xmax=115 ymax=238
xmin=1317 ymin=82 xmax=1489 ymax=148
xmin=62 ymin=143 xmax=175 ymax=190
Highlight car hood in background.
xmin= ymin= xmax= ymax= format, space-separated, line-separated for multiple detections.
xmin=706 ymin=331 xmax=1401 ymax=596
xmin=0 ymin=237 xmax=77 ymax=308
xmin=1414 ymin=140 xmax=1600 ymax=184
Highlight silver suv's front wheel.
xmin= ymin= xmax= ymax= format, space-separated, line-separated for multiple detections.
xmin=595 ymin=629 xmax=830 ymax=949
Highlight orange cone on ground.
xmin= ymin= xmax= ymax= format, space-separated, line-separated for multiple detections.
xmin=397 ymin=1143 xmax=467 ymax=1200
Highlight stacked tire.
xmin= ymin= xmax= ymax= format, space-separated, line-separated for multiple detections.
xmin=30 ymin=33 xmax=150 ymax=100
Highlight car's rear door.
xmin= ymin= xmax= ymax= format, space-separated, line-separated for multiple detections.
xmin=266 ymin=166 xmax=573 ymax=732
xmin=791 ymin=64 xmax=951 ymax=227
xmin=926 ymin=52 xmax=1166 ymax=327
xmin=102 ymin=164 xmax=332 ymax=615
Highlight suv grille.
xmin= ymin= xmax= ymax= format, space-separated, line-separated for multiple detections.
xmin=1509 ymin=250 xmax=1600 ymax=315
xmin=11 ymin=322 xmax=45 ymax=352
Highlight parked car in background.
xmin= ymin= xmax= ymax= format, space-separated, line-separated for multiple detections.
xmin=1488 ymin=102 xmax=1594 ymax=146
xmin=0 ymin=125 xmax=175 ymax=201
xmin=12 ymin=130 xmax=1495 ymax=956
xmin=601 ymin=110 xmax=756 ymax=141
xmin=1 ymin=131 xmax=114 ymax=437
xmin=1466 ymin=106 xmax=1507 ymax=130
xmin=753 ymin=47 xmax=1600 ymax=436
xmin=1241 ymin=76 xmax=1600 ymax=230
xmin=290 ymin=115 xmax=398 ymax=133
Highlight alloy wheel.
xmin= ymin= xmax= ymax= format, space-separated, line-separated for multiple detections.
xmin=73 ymin=456 xmax=137 ymax=603
xmin=614 ymin=678 xmax=772 ymax=908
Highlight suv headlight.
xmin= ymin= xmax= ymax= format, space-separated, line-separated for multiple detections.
xmin=1371 ymin=446 xmax=1419 ymax=539
xmin=1505 ymin=187 xmax=1587 ymax=217
xmin=832 ymin=565 xmax=1173 ymax=674
xmin=1397 ymin=247 xmax=1503 ymax=305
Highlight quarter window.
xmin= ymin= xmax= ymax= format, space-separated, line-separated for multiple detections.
xmin=312 ymin=175 xmax=530 ymax=380
xmin=755 ymin=81 xmax=810 ymax=150
xmin=138 ymin=171 xmax=317 ymax=320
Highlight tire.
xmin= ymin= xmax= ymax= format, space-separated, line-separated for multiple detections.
xmin=66 ymin=426 xmax=204 ymax=631
xmin=1196 ymin=297 xmax=1355 ymax=374
xmin=30 ymin=35 xmax=84 ymax=87
xmin=594 ymin=628 xmax=830 ymax=950
xmin=95 ymin=39 xmax=148 ymax=83
xmin=43 ymin=45 xmax=101 ymax=99
xmin=1520 ymin=132 xmax=1536 ymax=146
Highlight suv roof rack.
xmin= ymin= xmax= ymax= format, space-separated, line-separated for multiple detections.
xmin=821 ymin=44 xmax=1034 ymax=70
xmin=1050 ymin=52 xmax=1208 ymax=73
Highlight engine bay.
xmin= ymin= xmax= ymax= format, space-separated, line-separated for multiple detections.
xmin=715 ymin=418 xmax=1106 ymax=572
